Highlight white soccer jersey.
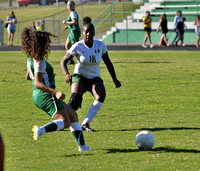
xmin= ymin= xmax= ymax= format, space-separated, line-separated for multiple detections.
xmin=68 ymin=40 xmax=108 ymax=79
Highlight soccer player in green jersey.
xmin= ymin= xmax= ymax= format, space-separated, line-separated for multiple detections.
xmin=63 ymin=0 xmax=80 ymax=64
xmin=22 ymin=28 xmax=91 ymax=151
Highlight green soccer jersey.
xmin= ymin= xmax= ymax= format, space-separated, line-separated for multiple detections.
xmin=27 ymin=57 xmax=55 ymax=96
xmin=67 ymin=11 xmax=81 ymax=37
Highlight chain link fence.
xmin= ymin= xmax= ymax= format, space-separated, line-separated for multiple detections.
xmin=1 ymin=1 xmax=135 ymax=45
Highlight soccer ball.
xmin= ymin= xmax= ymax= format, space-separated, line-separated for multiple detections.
xmin=135 ymin=131 xmax=155 ymax=150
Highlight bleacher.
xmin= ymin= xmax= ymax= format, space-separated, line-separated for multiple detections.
xmin=136 ymin=0 xmax=200 ymax=22
xmin=102 ymin=0 xmax=199 ymax=44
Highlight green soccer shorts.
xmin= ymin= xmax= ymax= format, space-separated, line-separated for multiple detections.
xmin=67 ymin=31 xmax=80 ymax=44
xmin=33 ymin=93 xmax=66 ymax=117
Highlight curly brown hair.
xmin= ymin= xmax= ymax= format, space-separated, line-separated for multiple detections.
xmin=21 ymin=28 xmax=32 ymax=57
xmin=21 ymin=28 xmax=56 ymax=61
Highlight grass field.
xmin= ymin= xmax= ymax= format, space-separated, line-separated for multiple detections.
xmin=0 ymin=50 xmax=200 ymax=170
xmin=0 ymin=0 xmax=9 ymax=3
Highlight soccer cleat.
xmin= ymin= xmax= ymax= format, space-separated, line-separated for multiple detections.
xmin=32 ymin=125 xmax=42 ymax=141
xmin=79 ymin=145 xmax=92 ymax=152
xmin=81 ymin=123 xmax=95 ymax=132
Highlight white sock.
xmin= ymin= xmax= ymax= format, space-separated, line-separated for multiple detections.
xmin=40 ymin=127 xmax=46 ymax=135
xmin=53 ymin=119 xmax=65 ymax=131
xmin=70 ymin=122 xmax=82 ymax=132
xmin=82 ymin=100 xmax=103 ymax=125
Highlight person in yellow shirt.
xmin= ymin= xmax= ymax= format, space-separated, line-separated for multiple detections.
xmin=142 ymin=11 xmax=154 ymax=48
xmin=36 ymin=22 xmax=42 ymax=31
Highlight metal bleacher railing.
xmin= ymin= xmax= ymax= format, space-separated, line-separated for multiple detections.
xmin=93 ymin=1 xmax=134 ymax=36
xmin=148 ymin=0 xmax=200 ymax=22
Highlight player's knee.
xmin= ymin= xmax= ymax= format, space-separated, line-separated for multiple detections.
xmin=68 ymin=93 xmax=83 ymax=111
xmin=63 ymin=119 xmax=71 ymax=129
xmin=65 ymin=105 xmax=79 ymax=123
xmin=96 ymin=94 xmax=106 ymax=103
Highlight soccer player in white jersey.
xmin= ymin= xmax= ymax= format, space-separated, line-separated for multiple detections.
xmin=61 ymin=22 xmax=121 ymax=132
xmin=22 ymin=28 xmax=91 ymax=151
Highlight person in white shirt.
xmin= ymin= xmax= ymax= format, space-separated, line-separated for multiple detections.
xmin=194 ymin=15 xmax=200 ymax=47
xmin=172 ymin=10 xmax=182 ymax=45
xmin=5 ymin=11 xmax=17 ymax=46
xmin=61 ymin=22 xmax=121 ymax=132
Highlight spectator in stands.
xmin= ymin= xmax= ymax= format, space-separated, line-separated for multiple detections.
xmin=172 ymin=10 xmax=182 ymax=45
xmin=194 ymin=15 xmax=200 ymax=48
xmin=157 ymin=14 xmax=170 ymax=47
xmin=0 ymin=134 xmax=4 ymax=171
xmin=36 ymin=22 xmax=42 ymax=31
xmin=31 ymin=21 xmax=36 ymax=31
xmin=142 ymin=11 xmax=154 ymax=48
xmin=5 ymin=11 xmax=17 ymax=46
xmin=175 ymin=17 xmax=186 ymax=46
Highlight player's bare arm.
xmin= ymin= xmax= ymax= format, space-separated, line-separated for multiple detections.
xmin=157 ymin=20 xmax=162 ymax=32
xmin=60 ymin=53 xmax=74 ymax=83
xmin=63 ymin=18 xmax=77 ymax=25
xmin=102 ymin=52 xmax=121 ymax=88
xmin=26 ymin=70 xmax=31 ymax=80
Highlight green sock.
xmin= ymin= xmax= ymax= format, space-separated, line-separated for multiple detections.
xmin=71 ymin=130 xmax=85 ymax=146
xmin=44 ymin=123 xmax=57 ymax=132
xmin=43 ymin=120 xmax=64 ymax=132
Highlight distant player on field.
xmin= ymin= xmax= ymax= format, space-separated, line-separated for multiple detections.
xmin=63 ymin=0 xmax=80 ymax=64
xmin=61 ymin=20 xmax=121 ymax=132
xmin=22 ymin=28 xmax=91 ymax=152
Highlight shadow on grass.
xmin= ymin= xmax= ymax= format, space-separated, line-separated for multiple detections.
xmin=64 ymin=153 xmax=93 ymax=158
xmin=113 ymin=61 xmax=173 ymax=64
xmin=97 ymin=127 xmax=200 ymax=132
xmin=120 ymin=127 xmax=200 ymax=132
xmin=142 ymin=77 xmax=200 ymax=81
xmin=105 ymin=147 xmax=200 ymax=154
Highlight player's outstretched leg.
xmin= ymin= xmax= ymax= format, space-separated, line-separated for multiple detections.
xmin=32 ymin=119 xmax=65 ymax=141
